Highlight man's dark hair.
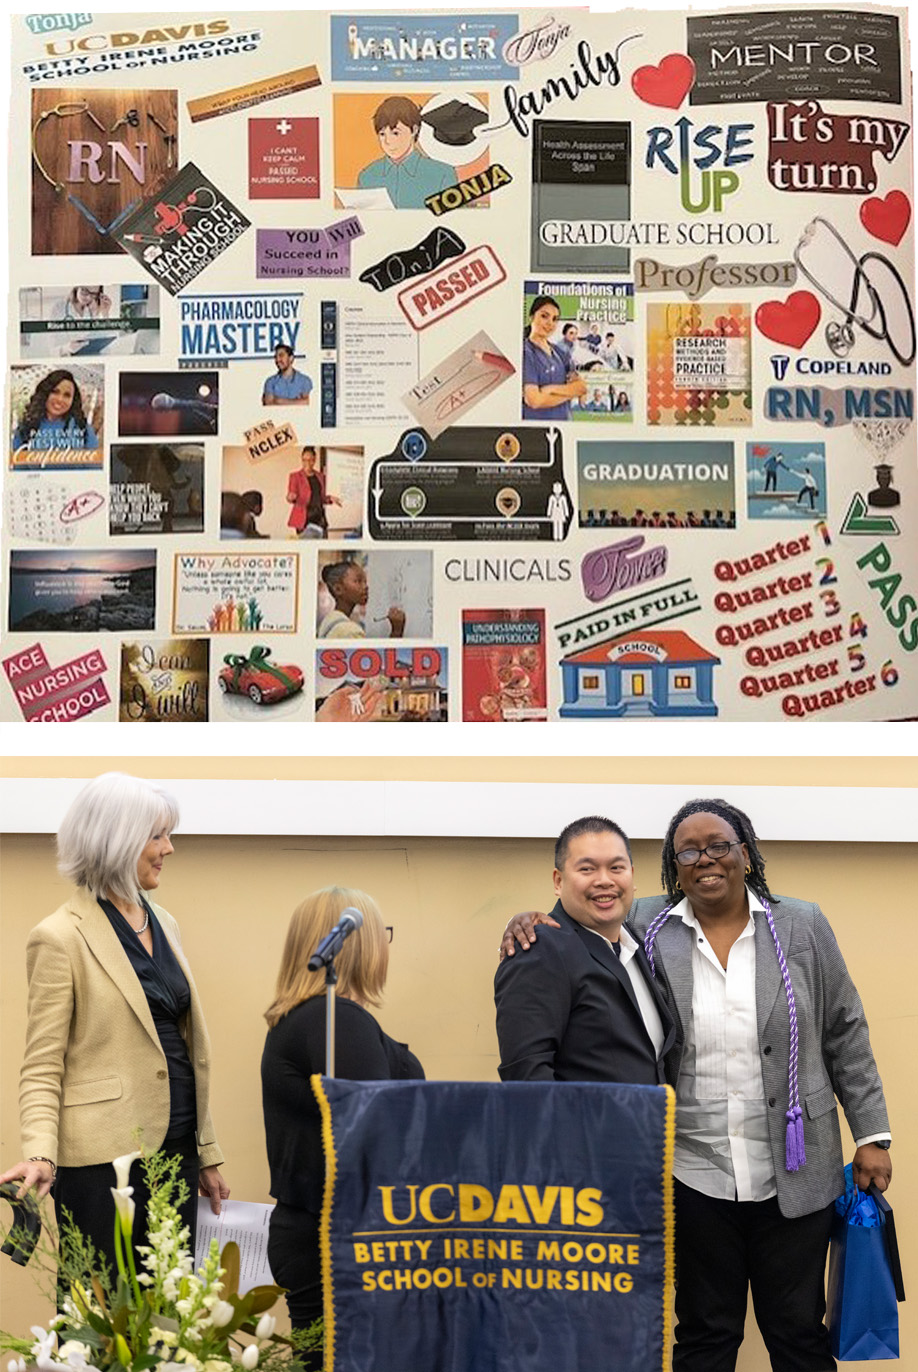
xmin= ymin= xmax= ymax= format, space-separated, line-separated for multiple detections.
xmin=660 ymin=798 xmax=775 ymax=903
xmin=555 ymin=816 xmax=632 ymax=870
xmin=275 ymin=345 xmax=294 ymax=360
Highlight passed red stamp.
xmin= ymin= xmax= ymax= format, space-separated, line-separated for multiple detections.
xmin=397 ymin=244 xmax=507 ymax=332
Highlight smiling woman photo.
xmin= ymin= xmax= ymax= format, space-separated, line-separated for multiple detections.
xmin=522 ymin=295 xmax=587 ymax=421
xmin=12 ymin=369 xmax=100 ymax=451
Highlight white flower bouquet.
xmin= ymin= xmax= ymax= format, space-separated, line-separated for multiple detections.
xmin=0 ymin=1152 xmax=320 ymax=1372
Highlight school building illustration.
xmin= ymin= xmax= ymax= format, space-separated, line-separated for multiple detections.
xmin=559 ymin=629 xmax=720 ymax=718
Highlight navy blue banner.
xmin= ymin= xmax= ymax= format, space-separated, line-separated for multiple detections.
xmin=313 ymin=1078 xmax=675 ymax=1372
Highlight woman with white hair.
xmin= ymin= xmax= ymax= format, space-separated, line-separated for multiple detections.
xmin=0 ymin=772 xmax=228 ymax=1265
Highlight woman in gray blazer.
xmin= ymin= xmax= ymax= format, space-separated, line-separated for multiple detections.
xmin=502 ymin=797 xmax=891 ymax=1372
xmin=0 ymin=772 xmax=228 ymax=1269
xmin=634 ymin=798 xmax=890 ymax=1372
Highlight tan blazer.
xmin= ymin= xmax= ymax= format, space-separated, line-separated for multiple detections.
xmin=20 ymin=886 xmax=223 ymax=1170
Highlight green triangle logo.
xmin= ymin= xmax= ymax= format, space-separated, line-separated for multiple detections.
xmin=840 ymin=493 xmax=899 ymax=536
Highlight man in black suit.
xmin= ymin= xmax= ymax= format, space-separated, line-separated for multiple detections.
xmin=494 ymin=816 xmax=674 ymax=1083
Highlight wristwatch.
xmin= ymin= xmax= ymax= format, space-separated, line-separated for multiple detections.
xmin=874 ymin=1138 xmax=892 ymax=1150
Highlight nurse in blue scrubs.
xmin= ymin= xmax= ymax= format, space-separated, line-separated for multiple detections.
xmin=522 ymin=295 xmax=587 ymax=421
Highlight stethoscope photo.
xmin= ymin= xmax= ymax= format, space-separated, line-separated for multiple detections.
xmin=793 ymin=216 xmax=916 ymax=368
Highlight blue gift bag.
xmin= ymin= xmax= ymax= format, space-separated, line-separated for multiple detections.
xmin=827 ymin=1166 xmax=899 ymax=1361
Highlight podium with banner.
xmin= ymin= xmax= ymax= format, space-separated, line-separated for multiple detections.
xmin=312 ymin=1077 xmax=675 ymax=1372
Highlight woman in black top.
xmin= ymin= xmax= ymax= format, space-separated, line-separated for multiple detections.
xmin=262 ymin=887 xmax=423 ymax=1360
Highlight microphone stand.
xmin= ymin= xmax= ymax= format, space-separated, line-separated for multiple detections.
xmin=324 ymin=959 xmax=338 ymax=1078
xmin=309 ymin=909 xmax=363 ymax=1077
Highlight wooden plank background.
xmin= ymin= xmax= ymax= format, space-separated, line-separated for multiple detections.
xmin=31 ymin=88 xmax=178 ymax=255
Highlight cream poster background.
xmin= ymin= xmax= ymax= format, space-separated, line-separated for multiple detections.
xmin=2 ymin=1 xmax=916 ymax=721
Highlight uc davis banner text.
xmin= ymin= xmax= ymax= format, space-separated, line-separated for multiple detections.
xmin=313 ymin=1078 xmax=675 ymax=1371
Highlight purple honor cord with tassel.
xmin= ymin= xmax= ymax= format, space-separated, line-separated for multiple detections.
xmin=761 ymin=896 xmax=806 ymax=1172
xmin=642 ymin=903 xmax=675 ymax=980
xmin=644 ymin=892 xmax=807 ymax=1173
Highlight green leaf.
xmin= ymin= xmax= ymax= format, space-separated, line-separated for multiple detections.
xmin=241 ymin=1285 xmax=285 ymax=1314
xmin=0 ymin=1337 xmax=34 ymax=1357
xmin=91 ymin=1277 xmax=109 ymax=1315
xmin=219 ymin=1241 xmax=240 ymax=1299
xmin=233 ymin=1293 xmax=253 ymax=1317
xmin=76 ymin=1329 xmax=105 ymax=1350
xmin=111 ymin=1274 xmax=132 ymax=1317
xmin=84 ymin=1310 xmax=113 ymax=1336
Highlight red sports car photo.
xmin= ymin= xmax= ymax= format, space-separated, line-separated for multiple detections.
xmin=218 ymin=647 xmax=304 ymax=705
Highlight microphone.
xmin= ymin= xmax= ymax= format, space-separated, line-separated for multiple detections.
xmin=308 ymin=907 xmax=364 ymax=970
xmin=150 ymin=392 xmax=217 ymax=411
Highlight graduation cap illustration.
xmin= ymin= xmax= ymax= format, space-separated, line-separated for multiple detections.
xmin=421 ymin=99 xmax=489 ymax=146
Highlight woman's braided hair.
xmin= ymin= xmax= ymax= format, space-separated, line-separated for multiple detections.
xmin=660 ymin=797 xmax=776 ymax=903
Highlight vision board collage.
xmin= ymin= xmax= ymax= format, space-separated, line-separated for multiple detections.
xmin=1 ymin=3 xmax=916 ymax=725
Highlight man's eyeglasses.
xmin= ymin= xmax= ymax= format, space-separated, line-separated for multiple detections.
xmin=385 ymin=926 xmax=393 ymax=943
xmin=675 ymin=840 xmax=741 ymax=867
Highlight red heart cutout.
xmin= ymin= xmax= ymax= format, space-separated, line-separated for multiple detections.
xmin=860 ymin=190 xmax=911 ymax=246
xmin=631 ymin=53 xmax=696 ymax=109
xmin=755 ymin=292 xmax=821 ymax=350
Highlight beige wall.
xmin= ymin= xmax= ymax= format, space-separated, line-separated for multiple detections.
xmin=2 ymin=754 xmax=918 ymax=784
xmin=1 ymin=756 xmax=915 ymax=1372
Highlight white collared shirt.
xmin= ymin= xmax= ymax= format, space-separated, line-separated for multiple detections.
xmin=586 ymin=924 xmax=666 ymax=1060
xmin=668 ymin=888 xmax=889 ymax=1200
xmin=669 ymin=888 xmax=777 ymax=1202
